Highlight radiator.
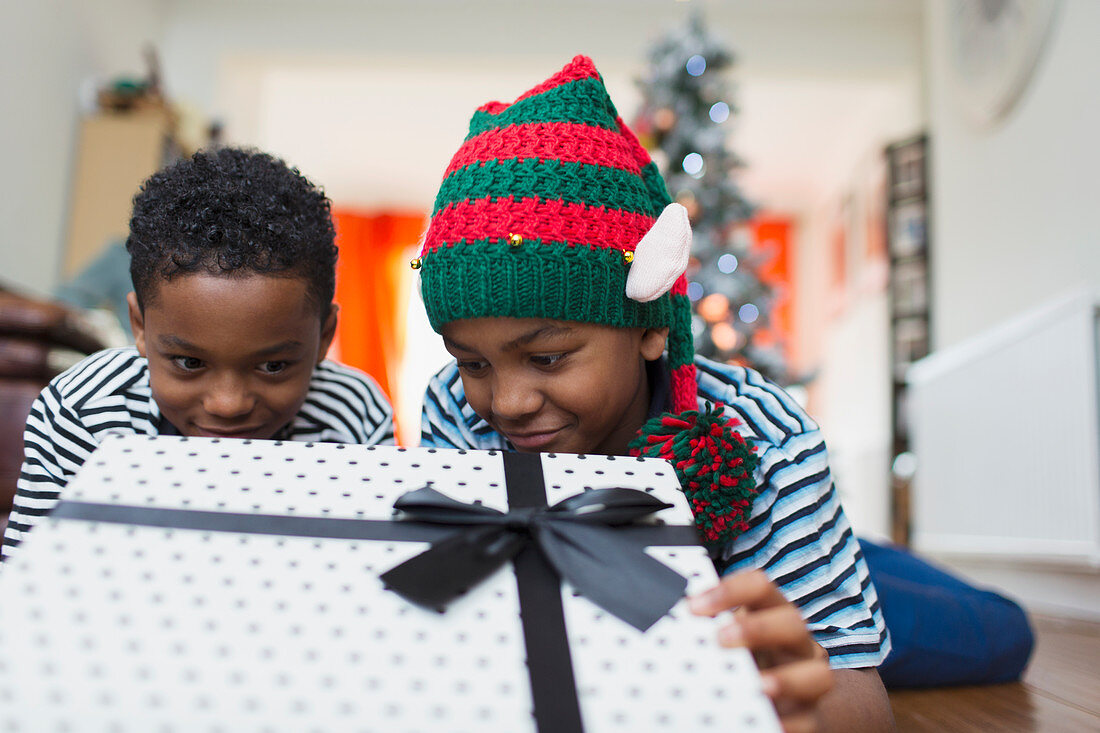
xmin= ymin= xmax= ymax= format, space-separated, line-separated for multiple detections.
xmin=907 ymin=290 xmax=1100 ymax=567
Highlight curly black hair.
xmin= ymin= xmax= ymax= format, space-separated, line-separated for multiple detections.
xmin=126 ymin=147 xmax=337 ymax=316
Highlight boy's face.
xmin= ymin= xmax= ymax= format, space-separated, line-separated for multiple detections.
xmin=442 ymin=317 xmax=668 ymax=456
xmin=128 ymin=273 xmax=337 ymax=440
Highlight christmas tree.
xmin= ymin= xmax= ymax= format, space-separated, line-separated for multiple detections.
xmin=635 ymin=14 xmax=793 ymax=384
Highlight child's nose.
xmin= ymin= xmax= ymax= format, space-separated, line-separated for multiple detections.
xmin=490 ymin=374 xmax=543 ymax=420
xmin=203 ymin=375 xmax=256 ymax=418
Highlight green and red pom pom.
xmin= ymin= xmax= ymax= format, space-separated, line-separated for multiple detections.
xmin=629 ymin=403 xmax=760 ymax=551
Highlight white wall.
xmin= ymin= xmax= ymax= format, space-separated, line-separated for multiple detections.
xmin=918 ymin=0 xmax=1100 ymax=617
xmin=926 ymin=0 xmax=1100 ymax=349
xmin=812 ymin=294 xmax=893 ymax=538
xmin=794 ymin=100 xmax=923 ymax=539
xmin=0 ymin=0 xmax=164 ymax=296
xmin=2 ymin=0 xmax=925 ymax=299
xmin=157 ymin=0 xmax=922 ymax=211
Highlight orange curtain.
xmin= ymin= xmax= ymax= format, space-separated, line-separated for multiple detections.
xmin=331 ymin=209 xmax=426 ymax=441
xmin=749 ymin=214 xmax=795 ymax=357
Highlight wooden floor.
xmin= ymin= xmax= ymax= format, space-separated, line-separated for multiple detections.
xmin=889 ymin=615 xmax=1100 ymax=732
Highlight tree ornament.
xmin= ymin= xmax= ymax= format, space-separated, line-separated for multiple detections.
xmin=654 ymin=107 xmax=677 ymax=132
xmin=676 ymin=190 xmax=700 ymax=220
xmin=697 ymin=293 xmax=729 ymax=324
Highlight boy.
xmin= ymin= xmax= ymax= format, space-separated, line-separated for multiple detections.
xmin=2 ymin=147 xmax=394 ymax=560
xmin=418 ymin=57 xmax=894 ymax=730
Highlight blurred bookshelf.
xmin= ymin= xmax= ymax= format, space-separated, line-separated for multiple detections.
xmin=885 ymin=134 xmax=930 ymax=546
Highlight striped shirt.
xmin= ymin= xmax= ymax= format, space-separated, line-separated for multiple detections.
xmin=421 ymin=355 xmax=890 ymax=669
xmin=2 ymin=347 xmax=393 ymax=560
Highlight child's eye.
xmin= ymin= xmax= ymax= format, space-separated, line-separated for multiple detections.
xmin=259 ymin=361 xmax=289 ymax=375
xmin=456 ymin=359 xmax=489 ymax=375
xmin=531 ymin=353 xmax=566 ymax=368
xmin=171 ymin=356 xmax=204 ymax=372
xmin=530 ymin=352 xmax=567 ymax=367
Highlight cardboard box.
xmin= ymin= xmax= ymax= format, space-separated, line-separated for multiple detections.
xmin=63 ymin=110 xmax=171 ymax=279
xmin=0 ymin=435 xmax=779 ymax=732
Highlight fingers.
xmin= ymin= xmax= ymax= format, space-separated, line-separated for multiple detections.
xmin=762 ymin=657 xmax=834 ymax=705
xmin=688 ymin=569 xmax=786 ymax=617
xmin=716 ymin=603 xmax=818 ymax=662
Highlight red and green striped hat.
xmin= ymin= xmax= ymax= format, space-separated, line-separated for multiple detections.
xmin=416 ymin=56 xmax=760 ymax=549
xmin=416 ymin=54 xmax=699 ymax=415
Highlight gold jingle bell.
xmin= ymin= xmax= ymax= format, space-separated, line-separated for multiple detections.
xmin=410 ymin=257 xmax=422 ymax=270
xmin=507 ymin=233 xmax=524 ymax=248
xmin=622 ymin=250 xmax=634 ymax=264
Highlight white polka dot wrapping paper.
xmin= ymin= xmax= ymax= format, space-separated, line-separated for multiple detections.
xmin=0 ymin=434 xmax=781 ymax=733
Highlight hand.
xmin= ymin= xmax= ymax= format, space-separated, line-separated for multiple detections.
xmin=689 ymin=569 xmax=833 ymax=733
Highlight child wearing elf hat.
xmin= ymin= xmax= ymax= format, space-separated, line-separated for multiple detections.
xmin=417 ymin=56 xmax=894 ymax=730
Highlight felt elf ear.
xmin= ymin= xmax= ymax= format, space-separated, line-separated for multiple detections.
xmin=625 ymin=203 xmax=692 ymax=303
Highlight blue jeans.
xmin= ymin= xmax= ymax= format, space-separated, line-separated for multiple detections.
xmin=859 ymin=538 xmax=1034 ymax=688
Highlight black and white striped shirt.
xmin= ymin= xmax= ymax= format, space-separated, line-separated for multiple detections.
xmin=2 ymin=347 xmax=393 ymax=560
xmin=421 ymin=355 xmax=890 ymax=669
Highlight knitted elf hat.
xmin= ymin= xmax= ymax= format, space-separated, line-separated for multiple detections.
xmin=415 ymin=55 xmax=759 ymax=550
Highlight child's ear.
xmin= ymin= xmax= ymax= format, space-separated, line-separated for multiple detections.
xmin=640 ymin=326 xmax=669 ymax=361
xmin=318 ymin=303 xmax=339 ymax=364
xmin=127 ymin=292 xmax=147 ymax=357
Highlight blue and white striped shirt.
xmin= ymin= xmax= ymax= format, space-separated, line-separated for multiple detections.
xmin=2 ymin=347 xmax=394 ymax=560
xmin=421 ymin=354 xmax=890 ymax=669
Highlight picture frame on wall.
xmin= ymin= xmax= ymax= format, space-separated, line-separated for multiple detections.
xmin=889 ymin=200 xmax=926 ymax=259
xmin=888 ymin=138 xmax=926 ymax=201
xmin=892 ymin=259 xmax=928 ymax=316
xmin=893 ymin=316 xmax=929 ymax=376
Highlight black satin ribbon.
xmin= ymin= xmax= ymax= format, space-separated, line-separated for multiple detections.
xmin=379 ymin=475 xmax=689 ymax=633
xmin=49 ymin=502 xmax=457 ymax=542
xmin=503 ymin=451 xmax=583 ymax=733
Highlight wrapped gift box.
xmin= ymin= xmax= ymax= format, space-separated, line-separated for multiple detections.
xmin=0 ymin=435 xmax=779 ymax=732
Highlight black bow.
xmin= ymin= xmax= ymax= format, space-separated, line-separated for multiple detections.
xmin=380 ymin=486 xmax=689 ymax=632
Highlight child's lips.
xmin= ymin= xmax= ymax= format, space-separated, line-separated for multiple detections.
xmin=504 ymin=428 xmax=564 ymax=451
xmin=193 ymin=425 xmax=265 ymax=439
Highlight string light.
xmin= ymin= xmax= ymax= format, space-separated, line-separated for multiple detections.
xmin=709 ymin=101 xmax=730 ymax=123
xmin=682 ymin=152 xmax=706 ymax=180
xmin=711 ymin=322 xmax=739 ymax=351
xmin=697 ymin=293 xmax=729 ymax=323
xmin=686 ymin=281 xmax=704 ymax=302
xmin=717 ymin=253 xmax=738 ymax=273
xmin=685 ymin=54 xmax=707 ymax=76
xmin=738 ymin=303 xmax=760 ymax=323
xmin=682 ymin=152 xmax=704 ymax=176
